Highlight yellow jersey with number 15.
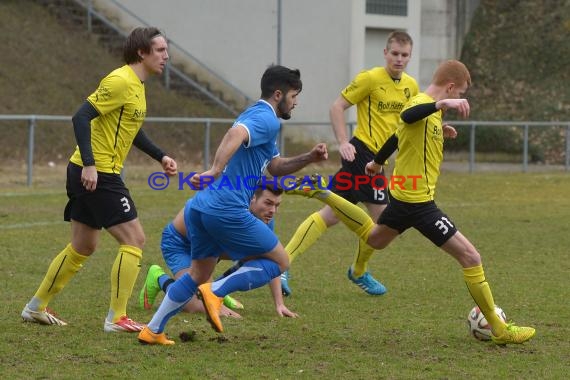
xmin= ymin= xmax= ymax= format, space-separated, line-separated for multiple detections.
xmin=391 ymin=93 xmax=444 ymax=203
xmin=341 ymin=67 xmax=418 ymax=153
xmin=69 ymin=65 xmax=147 ymax=174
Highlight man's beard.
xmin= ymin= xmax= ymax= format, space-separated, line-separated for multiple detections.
xmin=277 ymin=99 xmax=291 ymax=120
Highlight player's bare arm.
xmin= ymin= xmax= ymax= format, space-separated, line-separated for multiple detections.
xmin=190 ymin=125 xmax=249 ymax=188
xmin=161 ymin=155 xmax=178 ymax=176
xmin=72 ymin=101 xmax=100 ymax=191
xmin=365 ymin=133 xmax=398 ymax=175
xmin=267 ymin=143 xmax=328 ymax=176
xmin=81 ymin=166 xmax=98 ymax=192
xmin=365 ymin=161 xmax=383 ymax=176
xmin=329 ymin=96 xmax=357 ymax=161
xmin=269 ymin=277 xmax=298 ymax=318
xmin=442 ymin=124 xmax=458 ymax=139
xmin=436 ymin=98 xmax=470 ymax=118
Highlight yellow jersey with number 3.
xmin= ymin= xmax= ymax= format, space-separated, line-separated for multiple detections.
xmin=341 ymin=67 xmax=418 ymax=153
xmin=391 ymin=93 xmax=444 ymax=203
xmin=69 ymin=65 xmax=146 ymax=174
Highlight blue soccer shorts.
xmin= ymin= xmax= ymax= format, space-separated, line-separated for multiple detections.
xmin=187 ymin=207 xmax=278 ymax=261
xmin=160 ymin=222 xmax=192 ymax=275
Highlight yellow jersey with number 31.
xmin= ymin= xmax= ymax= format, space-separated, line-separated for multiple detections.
xmin=341 ymin=67 xmax=418 ymax=153
xmin=69 ymin=65 xmax=146 ymax=174
xmin=391 ymin=93 xmax=444 ymax=203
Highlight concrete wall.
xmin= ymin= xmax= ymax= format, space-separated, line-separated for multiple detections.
xmin=418 ymin=0 xmax=479 ymax=89
xmin=93 ymin=0 xmax=476 ymax=141
xmin=419 ymin=0 xmax=457 ymax=88
xmin=95 ymin=0 xmax=351 ymax=123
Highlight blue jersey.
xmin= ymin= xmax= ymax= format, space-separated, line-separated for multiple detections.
xmin=192 ymin=100 xmax=280 ymax=214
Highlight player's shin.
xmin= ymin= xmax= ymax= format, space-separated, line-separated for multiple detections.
xmin=318 ymin=192 xmax=374 ymax=242
xmin=285 ymin=212 xmax=327 ymax=263
xmin=30 ymin=243 xmax=87 ymax=311
xmin=108 ymin=245 xmax=141 ymax=323
xmin=463 ymin=265 xmax=506 ymax=335
xmin=147 ymin=272 xmax=197 ymax=333
xmin=351 ymin=239 xmax=375 ymax=278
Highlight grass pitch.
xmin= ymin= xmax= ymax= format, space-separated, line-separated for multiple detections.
xmin=1 ymin=166 xmax=569 ymax=379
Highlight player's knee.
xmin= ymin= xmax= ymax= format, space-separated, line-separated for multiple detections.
xmin=366 ymin=229 xmax=390 ymax=250
xmin=320 ymin=210 xmax=340 ymax=227
xmin=367 ymin=236 xmax=387 ymax=250
xmin=278 ymin=261 xmax=290 ymax=273
xmin=125 ymin=231 xmax=145 ymax=248
xmin=453 ymin=244 xmax=481 ymax=267
xmin=72 ymin=241 xmax=97 ymax=255
xmin=135 ymin=232 xmax=146 ymax=248
xmin=464 ymin=248 xmax=481 ymax=267
xmin=188 ymin=267 xmax=211 ymax=285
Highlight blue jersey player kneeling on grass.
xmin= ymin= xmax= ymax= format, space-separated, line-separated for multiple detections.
xmin=139 ymin=181 xmax=298 ymax=319
xmin=138 ymin=64 xmax=328 ymax=345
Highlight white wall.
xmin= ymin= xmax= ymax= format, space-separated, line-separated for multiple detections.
xmin=96 ymin=0 xmax=350 ymax=125
xmin=93 ymin=0 xmax=464 ymax=141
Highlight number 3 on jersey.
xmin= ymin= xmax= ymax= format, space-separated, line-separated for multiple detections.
xmin=120 ymin=196 xmax=131 ymax=213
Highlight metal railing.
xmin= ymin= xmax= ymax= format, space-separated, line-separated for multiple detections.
xmin=450 ymin=120 xmax=570 ymax=172
xmin=0 ymin=115 xmax=569 ymax=186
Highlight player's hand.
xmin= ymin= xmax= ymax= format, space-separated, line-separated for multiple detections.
xmin=365 ymin=160 xmax=383 ymax=176
xmin=81 ymin=165 xmax=98 ymax=191
xmin=310 ymin=143 xmax=328 ymax=162
xmin=190 ymin=169 xmax=218 ymax=190
xmin=161 ymin=155 xmax=178 ymax=176
xmin=437 ymin=99 xmax=470 ymax=119
xmin=339 ymin=141 xmax=357 ymax=162
xmin=275 ymin=304 xmax=299 ymax=318
xmin=219 ymin=305 xmax=242 ymax=319
xmin=442 ymin=124 xmax=458 ymax=139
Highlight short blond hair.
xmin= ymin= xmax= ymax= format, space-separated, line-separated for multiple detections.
xmin=386 ymin=30 xmax=413 ymax=50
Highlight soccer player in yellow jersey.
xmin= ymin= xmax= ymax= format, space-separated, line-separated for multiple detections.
xmin=21 ymin=27 xmax=178 ymax=333
xmin=282 ymin=31 xmax=419 ymax=296
xmin=288 ymin=60 xmax=535 ymax=345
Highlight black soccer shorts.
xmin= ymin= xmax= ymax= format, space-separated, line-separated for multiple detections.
xmin=329 ymin=137 xmax=389 ymax=205
xmin=379 ymin=195 xmax=457 ymax=247
xmin=64 ymin=162 xmax=138 ymax=229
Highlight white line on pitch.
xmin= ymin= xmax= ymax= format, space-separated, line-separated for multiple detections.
xmin=0 ymin=221 xmax=65 ymax=230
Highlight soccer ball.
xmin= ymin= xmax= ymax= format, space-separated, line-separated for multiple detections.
xmin=467 ymin=305 xmax=507 ymax=341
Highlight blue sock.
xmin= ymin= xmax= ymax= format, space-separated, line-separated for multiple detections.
xmin=158 ymin=274 xmax=174 ymax=292
xmin=215 ymin=260 xmax=243 ymax=281
xmin=211 ymin=259 xmax=281 ymax=297
xmin=147 ymin=273 xmax=197 ymax=333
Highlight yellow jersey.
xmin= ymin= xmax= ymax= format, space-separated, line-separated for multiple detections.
xmin=391 ymin=93 xmax=444 ymax=203
xmin=70 ymin=65 xmax=147 ymax=174
xmin=341 ymin=67 xmax=418 ymax=153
